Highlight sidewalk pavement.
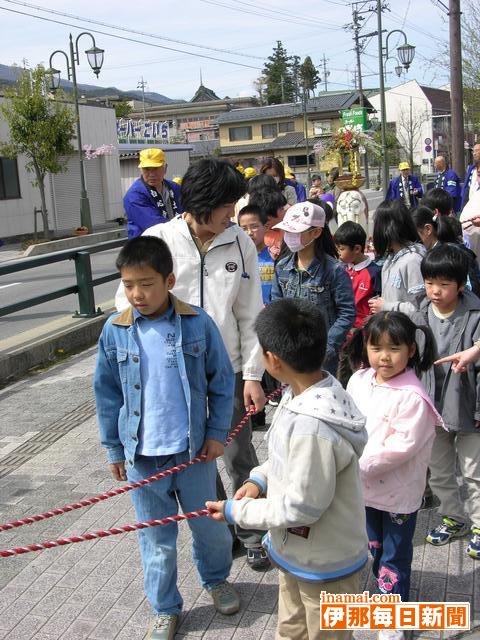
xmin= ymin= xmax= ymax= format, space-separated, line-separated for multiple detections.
xmin=0 ymin=347 xmax=479 ymax=639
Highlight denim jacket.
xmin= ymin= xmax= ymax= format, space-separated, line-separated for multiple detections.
xmin=271 ymin=253 xmax=356 ymax=358
xmin=94 ymin=294 xmax=235 ymax=465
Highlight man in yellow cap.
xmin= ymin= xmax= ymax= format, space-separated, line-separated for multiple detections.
xmin=123 ymin=148 xmax=183 ymax=238
xmin=386 ymin=161 xmax=423 ymax=208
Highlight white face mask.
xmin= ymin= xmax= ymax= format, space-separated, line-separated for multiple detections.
xmin=273 ymin=176 xmax=280 ymax=184
xmin=284 ymin=231 xmax=307 ymax=253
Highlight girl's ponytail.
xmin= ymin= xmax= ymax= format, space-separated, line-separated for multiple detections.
xmin=414 ymin=324 xmax=436 ymax=375
xmin=337 ymin=327 xmax=366 ymax=387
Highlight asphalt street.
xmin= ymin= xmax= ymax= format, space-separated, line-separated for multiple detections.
xmin=0 ymin=189 xmax=385 ymax=342
xmin=0 ymin=249 xmax=120 ymax=341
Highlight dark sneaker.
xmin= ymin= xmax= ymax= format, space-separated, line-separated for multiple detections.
xmin=147 ymin=614 xmax=179 ymax=640
xmin=268 ymin=398 xmax=279 ymax=407
xmin=467 ymin=528 xmax=480 ymax=559
xmin=246 ymin=546 xmax=270 ymax=570
xmin=208 ymin=581 xmax=240 ymax=615
xmin=426 ymin=517 xmax=469 ymax=546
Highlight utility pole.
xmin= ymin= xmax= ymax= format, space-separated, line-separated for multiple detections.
xmin=137 ymin=76 xmax=147 ymax=122
xmin=303 ymin=81 xmax=311 ymax=190
xmin=377 ymin=0 xmax=389 ymax=195
xmin=352 ymin=4 xmax=370 ymax=187
xmin=449 ymin=0 xmax=465 ymax=178
xmin=322 ymin=54 xmax=331 ymax=92
xmin=280 ymin=75 xmax=285 ymax=103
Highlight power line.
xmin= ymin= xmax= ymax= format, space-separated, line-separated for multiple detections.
xmin=0 ymin=4 xmax=262 ymax=70
xmin=1 ymin=0 xmax=265 ymax=60
xmin=197 ymin=0 xmax=344 ymax=29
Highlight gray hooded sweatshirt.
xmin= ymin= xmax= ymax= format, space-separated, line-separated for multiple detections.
xmin=224 ymin=373 xmax=369 ymax=582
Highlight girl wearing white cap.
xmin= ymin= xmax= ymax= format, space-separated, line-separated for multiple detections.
xmin=271 ymin=201 xmax=356 ymax=375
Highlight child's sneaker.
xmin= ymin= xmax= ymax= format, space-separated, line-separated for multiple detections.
xmin=426 ymin=517 xmax=469 ymax=546
xmin=207 ymin=582 xmax=240 ymax=615
xmin=466 ymin=527 xmax=480 ymax=559
xmin=146 ymin=614 xmax=178 ymax=640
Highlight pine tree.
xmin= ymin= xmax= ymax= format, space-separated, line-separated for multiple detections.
xmin=300 ymin=56 xmax=320 ymax=98
xmin=291 ymin=55 xmax=301 ymax=102
xmin=262 ymin=41 xmax=295 ymax=105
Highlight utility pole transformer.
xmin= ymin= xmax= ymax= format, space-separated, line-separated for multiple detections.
xmin=449 ymin=0 xmax=465 ymax=179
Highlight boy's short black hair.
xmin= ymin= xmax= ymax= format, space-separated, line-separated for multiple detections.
xmin=237 ymin=204 xmax=267 ymax=225
xmin=421 ymin=243 xmax=469 ymax=287
xmin=249 ymin=189 xmax=287 ymax=219
xmin=116 ymin=236 xmax=173 ymax=279
xmin=180 ymin=158 xmax=247 ymax=224
xmin=421 ymin=188 xmax=453 ymax=216
xmin=255 ymin=299 xmax=327 ymax=373
xmin=334 ymin=221 xmax=367 ymax=251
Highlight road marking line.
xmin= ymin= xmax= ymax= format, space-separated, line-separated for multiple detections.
xmin=0 ymin=283 xmax=21 ymax=290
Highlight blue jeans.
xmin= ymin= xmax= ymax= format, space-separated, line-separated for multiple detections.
xmin=127 ymin=452 xmax=232 ymax=615
xmin=366 ymin=506 xmax=417 ymax=603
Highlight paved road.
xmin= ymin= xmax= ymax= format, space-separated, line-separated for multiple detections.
xmin=0 ymin=249 xmax=120 ymax=341
xmin=0 ymin=348 xmax=478 ymax=639
xmin=0 ymin=190 xmax=386 ymax=342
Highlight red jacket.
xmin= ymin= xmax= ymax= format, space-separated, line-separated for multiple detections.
xmin=344 ymin=257 xmax=381 ymax=329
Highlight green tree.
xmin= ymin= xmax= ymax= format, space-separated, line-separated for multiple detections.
xmin=262 ymin=41 xmax=295 ymax=105
xmin=114 ymin=100 xmax=133 ymax=119
xmin=299 ymin=56 xmax=320 ymax=98
xmin=290 ymin=55 xmax=301 ymax=102
xmin=0 ymin=66 xmax=76 ymax=239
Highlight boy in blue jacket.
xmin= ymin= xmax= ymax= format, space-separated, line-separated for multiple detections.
xmin=94 ymin=236 xmax=239 ymax=640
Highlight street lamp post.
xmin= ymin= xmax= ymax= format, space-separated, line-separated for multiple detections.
xmin=376 ymin=0 xmax=415 ymax=195
xmin=47 ymin=32 xmax=104 ymax=232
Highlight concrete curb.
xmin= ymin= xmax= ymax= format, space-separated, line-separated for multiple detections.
xmin=23 ymin=228 xmax=127 ymax=257
xmin=0 ymin=305 xmax=115 ymax=387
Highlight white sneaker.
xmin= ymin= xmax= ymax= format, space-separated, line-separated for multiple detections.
xmin=378 ymin=631 xmax=405 ymax=640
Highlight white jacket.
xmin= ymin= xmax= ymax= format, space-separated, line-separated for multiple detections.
xmin=224 ymin=374 xmax=369 ymax=581
xmin=115 ymin=216 xmax=264 ymax=380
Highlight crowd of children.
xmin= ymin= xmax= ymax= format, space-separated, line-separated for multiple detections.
xmin=94 ymin=157 xmax=480 ymax=640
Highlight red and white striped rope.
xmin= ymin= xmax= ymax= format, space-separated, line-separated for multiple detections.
xmin=0 ymin=509 xmax=210 ymax=558
xmin=0 ymin=387 xmax=284 ymax=534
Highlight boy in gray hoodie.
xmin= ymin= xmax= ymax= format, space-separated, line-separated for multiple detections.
xmin=207 ymin=298 xmax=368 ymax=640
xmin=414 ymin=244 xmax=480 ymax=560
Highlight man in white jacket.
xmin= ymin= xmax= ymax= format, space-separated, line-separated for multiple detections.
xmin=115 ymin=158 xmax=268 ymax=568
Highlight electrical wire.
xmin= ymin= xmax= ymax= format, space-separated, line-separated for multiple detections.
xmin=0 ymin=4 xmax=262 ymax=70
xmin=197 ymin=0 xmax=345 ymax=29
xmin=1 ymin=0 xmax=265 ymax=60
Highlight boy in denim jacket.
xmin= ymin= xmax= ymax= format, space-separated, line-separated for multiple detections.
xmin=94 ymin=236 xmax=238 ymax=640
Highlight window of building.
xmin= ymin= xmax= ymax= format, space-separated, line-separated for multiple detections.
xmin=278 ymin=121 xmax=295 ymax=133
xmin=287 ymin=153 xmax=315 ymax=168
xmin=0 ymin=157 xmax=21 ymax=200
xmin=313 ymin=121 xmax=332 ymax=135
xmin=262 ymin=123 xmax=278 ymax=139
xmin=229 ymin=126 xmax=252 ymax=142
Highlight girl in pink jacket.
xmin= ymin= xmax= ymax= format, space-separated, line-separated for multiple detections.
xmin=345 ymin=311 xmax=442 ymax=640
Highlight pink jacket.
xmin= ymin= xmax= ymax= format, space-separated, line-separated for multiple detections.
xmin=347 ymin=368 xmax=443 ymax=514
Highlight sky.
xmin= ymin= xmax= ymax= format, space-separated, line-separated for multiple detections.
xmin=0 ymin=0 xmax=451 ymax=101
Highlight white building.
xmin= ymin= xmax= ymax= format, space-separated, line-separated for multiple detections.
xmin=369 ymin=80 xmax=451 ymax=174
xmin=0 ymin=98 xmax=123 ymax=239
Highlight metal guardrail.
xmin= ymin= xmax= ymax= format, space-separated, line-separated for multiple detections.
xmin=0 ymin=238 xmax=126 ymax=319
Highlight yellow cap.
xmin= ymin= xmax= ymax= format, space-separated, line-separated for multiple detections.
xmin=138 ymin=148 xmax=166 ymax=168
xmin=172 ymin=177 xmax=182 ymax=184
xmin=284 ymin=167 xmax=294 ymax=179
xmin=244 ymin=167 xmax=257 ymax=179
xmin=235 ymin=164 xmax=245 ymax=175
xmin=398 ymin=161 xmax=410 ymax=170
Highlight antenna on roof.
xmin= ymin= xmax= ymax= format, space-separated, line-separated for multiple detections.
xmin=200 ymin=68 xmax=203 ymax=86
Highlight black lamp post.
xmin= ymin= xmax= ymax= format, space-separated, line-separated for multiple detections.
xmin=46 ymin=32 xmax=104 ymax=232
xmin=376 ymin=0 xmax=415 ymax=195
